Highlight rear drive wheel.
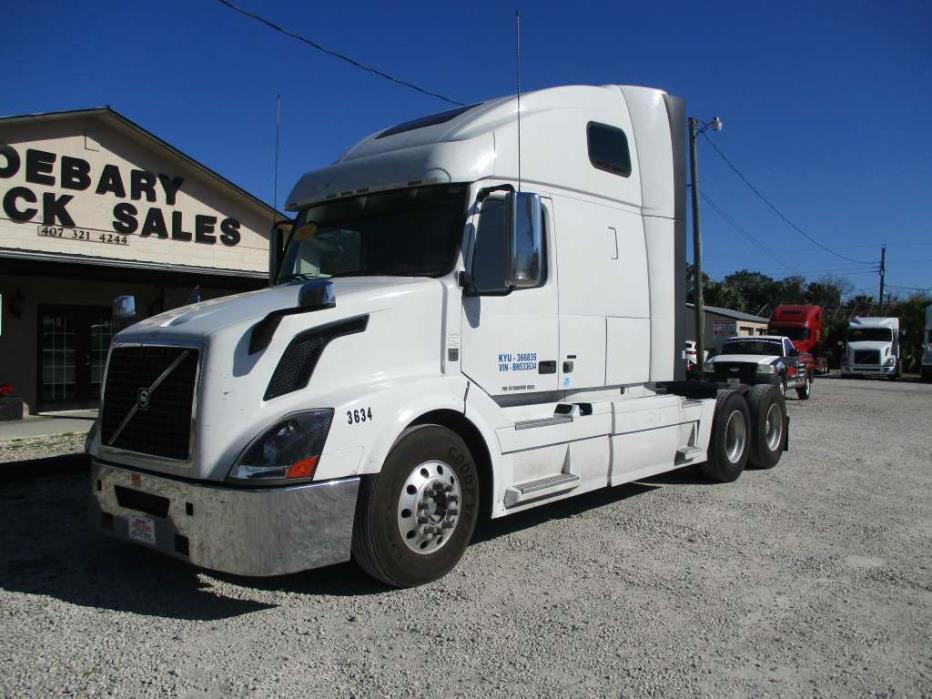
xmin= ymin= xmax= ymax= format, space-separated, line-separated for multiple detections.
xmin=796 ymin=374 xmax=812 ymax=400
xmin=747 ymin=384 xmax=786 ymax=469
xmin=352 ymin=425 xmax=479 ymax=587
xmin=699 ymin=389 xmax=751 ymax=483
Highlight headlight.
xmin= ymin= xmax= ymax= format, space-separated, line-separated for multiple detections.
xmin=884 ymin=357 xmax=895 ymax=367
xmin=756 ymin=363 xmax=777 ymax=374
xmin=227 ymin=409 xmax=334 ymax=484
xmin=702 ymin=363 xmax=716 ymax=373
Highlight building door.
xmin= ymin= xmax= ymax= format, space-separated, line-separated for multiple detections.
xmin=38 ymin=305 xmax=112 ymax=409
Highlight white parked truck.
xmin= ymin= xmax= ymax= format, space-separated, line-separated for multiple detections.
xmin=841 ymin=316 xmax=901 ymax=380
xmin=922 ymin=305 xmax=932 ymax=382
xmin=89 ymin=85 xmax=789 ymax=587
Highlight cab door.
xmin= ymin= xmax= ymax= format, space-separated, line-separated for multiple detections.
xmin=460 ymin=194 xmax=559 ymax=398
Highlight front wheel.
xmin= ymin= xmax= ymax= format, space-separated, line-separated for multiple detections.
xmin=352 ymin=425 xmax=479 ymax=587
xmin=796 ymin=374 xmax=812 ymax=400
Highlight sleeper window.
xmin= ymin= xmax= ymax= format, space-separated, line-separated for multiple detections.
xmin=587 ymin=122 xmax=632 ymax=177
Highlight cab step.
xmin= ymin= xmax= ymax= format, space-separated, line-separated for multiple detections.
xmin=504 ymin=473 xmax=580 ymax=508
xmin=675 ymin=446 xmax=704 ymax=464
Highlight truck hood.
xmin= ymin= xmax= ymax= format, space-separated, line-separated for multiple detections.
xmin=119 ymin=276 xmax=419 ymax=341
xmin=709 ymin=354 xmax=778 ymax=366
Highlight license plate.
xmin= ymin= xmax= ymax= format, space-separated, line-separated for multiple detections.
xmin=727 ymin=377 xmax=741 ymax=385
xmin=127 ymin=514 xmax=156 ymax=545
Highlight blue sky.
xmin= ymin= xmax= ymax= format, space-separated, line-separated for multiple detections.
xmin=3 ymin=0 xmax=930 ymax=297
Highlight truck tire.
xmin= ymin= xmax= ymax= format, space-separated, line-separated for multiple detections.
xmin=747 ymin=384 xmax=786 ymax=469
xmin=699 ymin=390 xmax=751 ymax=483
xmin=796 ymin=374 xmax=812 ymax=400
xmin=351 ymin=424 xmax=479 ymax=587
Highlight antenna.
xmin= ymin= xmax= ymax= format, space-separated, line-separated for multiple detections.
xmin=515 ymin=10 xmax=522 ymax=193
xmin=273 ymin=94 xmax=282 ymax=218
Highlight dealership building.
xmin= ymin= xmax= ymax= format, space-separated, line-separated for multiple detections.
xmin=0 ymin=108 xmax=275 ymax=413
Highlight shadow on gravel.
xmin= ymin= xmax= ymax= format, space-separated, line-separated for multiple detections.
xmin=0 ymin=461 xmax=706 ymax=609
xmin=473 ymin=481 xmax=658 ymax=543
xmin=640 ymin=464 xmax=709 ymax=485
xmin=0 ymin=471 xmax=278 ymax=620
xmin=0 ymin=453 xmax=89 ymax=482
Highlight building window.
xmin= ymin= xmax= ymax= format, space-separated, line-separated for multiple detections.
xmin=587 ymin=122 xmax=632 ymax=177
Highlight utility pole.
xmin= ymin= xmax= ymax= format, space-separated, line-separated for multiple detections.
xmin=878 ymin=245 xmax=886 ymax=313
xmin=688 ymin=118 xmax=705 ymax=371
xmin=686 ymin=116 xmax=721 ymax=373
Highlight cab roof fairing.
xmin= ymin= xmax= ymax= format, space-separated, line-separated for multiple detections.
xmin=285 ymin=84 xmax=675 ymax=212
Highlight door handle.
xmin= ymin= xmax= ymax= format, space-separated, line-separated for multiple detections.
xmin=538 ymin=361 xmax=557 ymax=374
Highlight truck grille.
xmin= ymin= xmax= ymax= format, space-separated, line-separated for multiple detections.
xmin=100 ymin=345 xmax=199 ymax=461
xmin=712 ymin=362 xmax=757 ymax=383
xmin=853 ymin=349 xmax=880 ymax=365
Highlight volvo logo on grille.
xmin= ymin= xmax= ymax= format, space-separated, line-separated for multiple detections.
xmin=136 ymin=388 xmax=151 ymax=410
xmin=729 ymin=367 xmax=739 ymax=373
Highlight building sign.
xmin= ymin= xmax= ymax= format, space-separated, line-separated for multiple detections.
xmin=0 ymin=143 xmax=241 ymax=247
xmin=713 ymin=320 xmax=736 ymax=337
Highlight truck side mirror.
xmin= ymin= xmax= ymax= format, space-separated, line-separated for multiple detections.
xmin=112 ymin=295 xmax=136 ymax=333
xmin=269 ymin=220 xmax=294 ymax=285
xmin=505 ymin=192 xmax=543 ymax=289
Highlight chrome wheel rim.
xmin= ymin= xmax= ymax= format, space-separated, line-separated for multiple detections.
xmin=724 ymin=409 xmax=747 ymax=464
xmin=397 ymin=460 xmax=461 ymax=555
xmin=765 ymin=403 xmax=783 ymax=451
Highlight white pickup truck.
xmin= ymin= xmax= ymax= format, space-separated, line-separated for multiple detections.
xmin=89 ymin=85 xmax=789 ymax=587
xmin=706 ymin=335 xmax=812 ymax=399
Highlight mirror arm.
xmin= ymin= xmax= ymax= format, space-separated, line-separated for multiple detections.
xmin=476 ymin=183 xmax=515 ymax=204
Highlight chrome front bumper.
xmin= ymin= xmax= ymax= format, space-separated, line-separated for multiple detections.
xmin=91 ymin=461 xmax=359 ymax=577
xmin=843 ymin=364 xmax=896 ymax=376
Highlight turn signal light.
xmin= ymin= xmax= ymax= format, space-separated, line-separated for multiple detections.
xmin=286 ymin=455 xmax=319 ymax=480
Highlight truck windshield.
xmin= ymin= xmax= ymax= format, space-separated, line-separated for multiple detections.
xmin=278 ymin=185 xmax=468 ymax=282
xmin=721 ymin=340 xmax=783 ymax=356
xmin=849 ymin=328 xmax=893 ymax=342
xmin=770 ymin=326 xmax=808 ymax=341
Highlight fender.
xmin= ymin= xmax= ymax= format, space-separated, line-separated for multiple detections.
xmin=311 ymin=374 xmax=470 ymax=480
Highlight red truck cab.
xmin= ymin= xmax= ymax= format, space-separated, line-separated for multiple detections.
xmin=768 ymin=304 xmax=825 ymax=374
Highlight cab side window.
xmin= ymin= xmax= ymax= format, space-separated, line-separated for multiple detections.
xmin=470 ymin=197 xmax=547 ymax=294
xmin=471 ymin=198 xmax=508 ymax=294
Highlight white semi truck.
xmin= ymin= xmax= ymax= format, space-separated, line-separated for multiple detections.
xmin=89 ymin=85 xmax=789 ymax=587
xmin=841 ymin=316 xmax=901 ymax=380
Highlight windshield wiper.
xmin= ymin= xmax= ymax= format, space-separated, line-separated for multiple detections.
xmin=328 ymin=269 xmax=413 ymax=278
xmin=277 ymin=272 xmax=323 ymax=283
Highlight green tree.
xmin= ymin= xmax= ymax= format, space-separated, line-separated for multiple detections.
xmin=721 ymin=270 xmax=780 ymax=316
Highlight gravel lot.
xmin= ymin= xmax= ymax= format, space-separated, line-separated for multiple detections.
xmin=0 ymin=433 xmax=85 ymax=464
xmin=1 ymin=377 xmax=930 ymax=697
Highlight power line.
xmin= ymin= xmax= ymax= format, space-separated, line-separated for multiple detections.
xmin=215 ymin=0 xmax=464 ymax=107
xmin=885 ymin=282 xmax=932 ymax=293
xmin=699 ymin=191 xmax=792 ymax=271
xmin=700 ymin=133 xmax=875 ymax=266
